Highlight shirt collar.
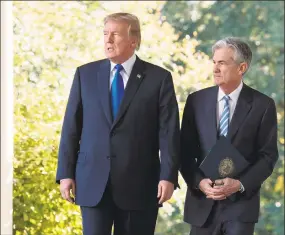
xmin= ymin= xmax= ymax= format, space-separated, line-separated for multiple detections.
xmin=110 ymin=53 xmax=136 ymax=76
xmin=218 ymin=81 xmax=243 ymax=102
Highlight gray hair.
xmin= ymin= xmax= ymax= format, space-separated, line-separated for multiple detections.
xmin=104 ymin=13 xmax=141 ymax=50
xmin=212 ymin=37 xmax=252 ymax=74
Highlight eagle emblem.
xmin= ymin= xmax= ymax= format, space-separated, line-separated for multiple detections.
xmin=219 ymin=157 xmax=234 ymax=178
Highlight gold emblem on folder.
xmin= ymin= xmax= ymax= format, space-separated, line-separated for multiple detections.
xmin=219 ymin=157 xmax=234 ymax=177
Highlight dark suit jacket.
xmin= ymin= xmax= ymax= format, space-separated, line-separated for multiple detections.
xmin=180 ymin=84 xmax=278 ymax=226
xmin=56 ymin=56 xmax=180 ymax=210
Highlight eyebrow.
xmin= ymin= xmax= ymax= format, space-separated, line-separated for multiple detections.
xmin=103 ymin=30 xmax=119 ymax=33
xmin=213 ymin=58 xmax=235 ymax=63
xmin=213 ymin=59 xmax=226 ymax=63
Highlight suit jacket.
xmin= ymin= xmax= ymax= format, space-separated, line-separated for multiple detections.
xmin=180 ymin=84 xmax=278 ymax=226
xmin=56 ymin=56 xmax=180 ymax=210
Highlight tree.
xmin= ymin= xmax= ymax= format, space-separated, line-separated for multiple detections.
xmin=162 ymin=1 xmax=284 ymax=234
xmin=13 ymin=1 xmax=212 ymax=234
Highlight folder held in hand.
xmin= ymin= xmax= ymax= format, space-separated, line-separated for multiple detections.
xmin=199 ymin=136 xmax=250 ymax=181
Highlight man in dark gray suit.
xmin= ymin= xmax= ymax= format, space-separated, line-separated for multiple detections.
xmin=180 ymin=37 xmax=278 ymax=235
xmin=56 ymin=12 xmax=180 ymax=235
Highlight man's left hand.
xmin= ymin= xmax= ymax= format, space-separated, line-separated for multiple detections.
xmin=157 ymin=180 xmax=174 ymax=204
xmin=208 ymin=177 xmax=240 ymax=199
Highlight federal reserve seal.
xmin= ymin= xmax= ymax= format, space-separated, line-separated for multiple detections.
xmin=219 ymin=157 xmax=234 ymax=177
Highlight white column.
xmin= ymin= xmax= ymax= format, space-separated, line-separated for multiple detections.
xmin=1 ymin=1 xmax=13 ymax=235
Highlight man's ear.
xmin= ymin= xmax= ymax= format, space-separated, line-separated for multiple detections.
xmin=238 ymin=62 xmax=248 ymax=75
xmin=130 ymin=36 xmax=137 ymax=49
xmin=131 ymin=41 xmax=137 ymax=49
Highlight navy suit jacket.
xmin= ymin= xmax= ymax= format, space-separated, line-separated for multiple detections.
xmin=180 ymin=84 xmax=278 ymax=226
xmin=56 ymin=56 xmax=180 ymax=210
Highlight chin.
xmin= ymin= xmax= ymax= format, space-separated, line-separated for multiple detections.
xmin=214 ymin=80 xmax=221 ymax=86
xmin=214 ymin=78 xmax=224 ymax=86
xmin=105 ymin=52 xmax=113 ymax=58
xmin=105 ymin=50 xmax=115 ymax=58
xmin=106 ymin=56 xmax=118 ymax=63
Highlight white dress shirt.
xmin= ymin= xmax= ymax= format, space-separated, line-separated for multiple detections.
xmin=217 ymin=81 xmax=243 ymax=127
xmin=216 ymin=81 xmax=245 ymax=192
xmin=109 ymin=53 xmax=136 ymax=89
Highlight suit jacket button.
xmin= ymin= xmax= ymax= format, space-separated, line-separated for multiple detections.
xmin=106 ymin=156 xmax=110 ymax=160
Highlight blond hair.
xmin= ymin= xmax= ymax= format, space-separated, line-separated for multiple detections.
xmin=104 ymin=13 xmax=141 ymax=50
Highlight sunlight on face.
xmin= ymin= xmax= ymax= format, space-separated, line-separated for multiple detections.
xmin=212 ymin=47 xmax=243 ymax=91
xmin=103 ymin=20 xmax=137 ymax=64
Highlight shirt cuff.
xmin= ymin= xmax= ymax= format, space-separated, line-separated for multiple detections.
xmin=239 ymin=182 xmax=245 ymax=193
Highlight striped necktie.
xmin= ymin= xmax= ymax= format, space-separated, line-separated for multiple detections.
xmin=219 ymin=95 xmax=230 ymax=136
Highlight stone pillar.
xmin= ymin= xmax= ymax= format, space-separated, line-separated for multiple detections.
xmin=1 ymin=1 xmax=13 ymax=235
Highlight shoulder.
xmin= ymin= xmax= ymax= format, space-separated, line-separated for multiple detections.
xmin=188 ymin=86 xmax=217 ymax=100
xmin=182 ymin=86 xmax=217 ymax=110
xmin=243 ymin=84 xmax=275 ymax=107
xmin=141 ymin=59 xmax=171 ymax=77
xmin=192 ymin=86 xmax=217 ymax=96
xmin=77 ymin=59 xmax=108 ymax=71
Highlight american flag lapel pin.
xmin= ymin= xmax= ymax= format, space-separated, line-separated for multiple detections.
xmin=136 ymin=74 xmax=141 ymax=79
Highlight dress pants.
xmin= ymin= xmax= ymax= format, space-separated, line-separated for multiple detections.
xmin=80 ymin=181 xmax=159 ymax=235
xmin=190 ymin=201 xmax=255 ymax=235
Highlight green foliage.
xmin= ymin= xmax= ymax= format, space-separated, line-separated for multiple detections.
xmin=13 ymin=1 xmax=283 ymax=235
xmin=13 ymin=1 xmax=208 ymax=234
xmin=162 ymin=1 xmax=284 ymax=234
xmin=162 ymin=1 xmax=284 ymax=103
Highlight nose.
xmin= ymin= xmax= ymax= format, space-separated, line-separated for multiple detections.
xmin=213 ymin=63 xmax=220 ymax=73
xmin=105 ymin=33 xmax=113 ymax=43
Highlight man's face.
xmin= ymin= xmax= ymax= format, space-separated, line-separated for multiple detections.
xmin=104 ymin=20 xmax=137 ymax=64
xmin=212 ymin=47 xmax=244 ymax=89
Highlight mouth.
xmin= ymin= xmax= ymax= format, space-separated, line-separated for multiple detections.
xmin=106 ymin=46 xmax=114 ymax=52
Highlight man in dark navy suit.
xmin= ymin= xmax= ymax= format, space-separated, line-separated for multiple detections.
xmin=56 ymin=12 xmax=180 ymax=235
xmin=180 ymin=37 xmax=278 ymax=235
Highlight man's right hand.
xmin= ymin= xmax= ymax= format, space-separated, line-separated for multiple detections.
xmin=199 ymin=178 xmax=226 ymax=200
xmin=60 ymin=178 xmax=76 ymax=203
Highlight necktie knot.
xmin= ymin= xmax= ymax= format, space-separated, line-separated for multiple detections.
xmin=223 ymin=95 xmax=230 ymax=102
xmin=115 ymin=64 xmax=124 ymax=73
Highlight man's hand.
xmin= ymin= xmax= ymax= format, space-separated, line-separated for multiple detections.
xmin=199 ymin=178 xmax=226 ymax=200
xmin=60 ymin=178 xmax=76 ymax=203
xmin=157 ymin=180 xmax=174 ymax=204
xmin=212 ymin=177 xmax=240 ymax=198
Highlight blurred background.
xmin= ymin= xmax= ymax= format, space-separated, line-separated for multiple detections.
xmin=13 ymin=1 xmax=284 ymax=235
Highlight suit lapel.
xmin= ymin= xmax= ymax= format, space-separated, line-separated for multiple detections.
xmin=205 ymin=86 xmax=219 ymax=146
xmin=111 ymin=57 xmax=146 ymax=130
xmin=228 ymin=84 xmax=253 ymax=140
xmin=97 ymin=60 xmax=112 ymax=126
